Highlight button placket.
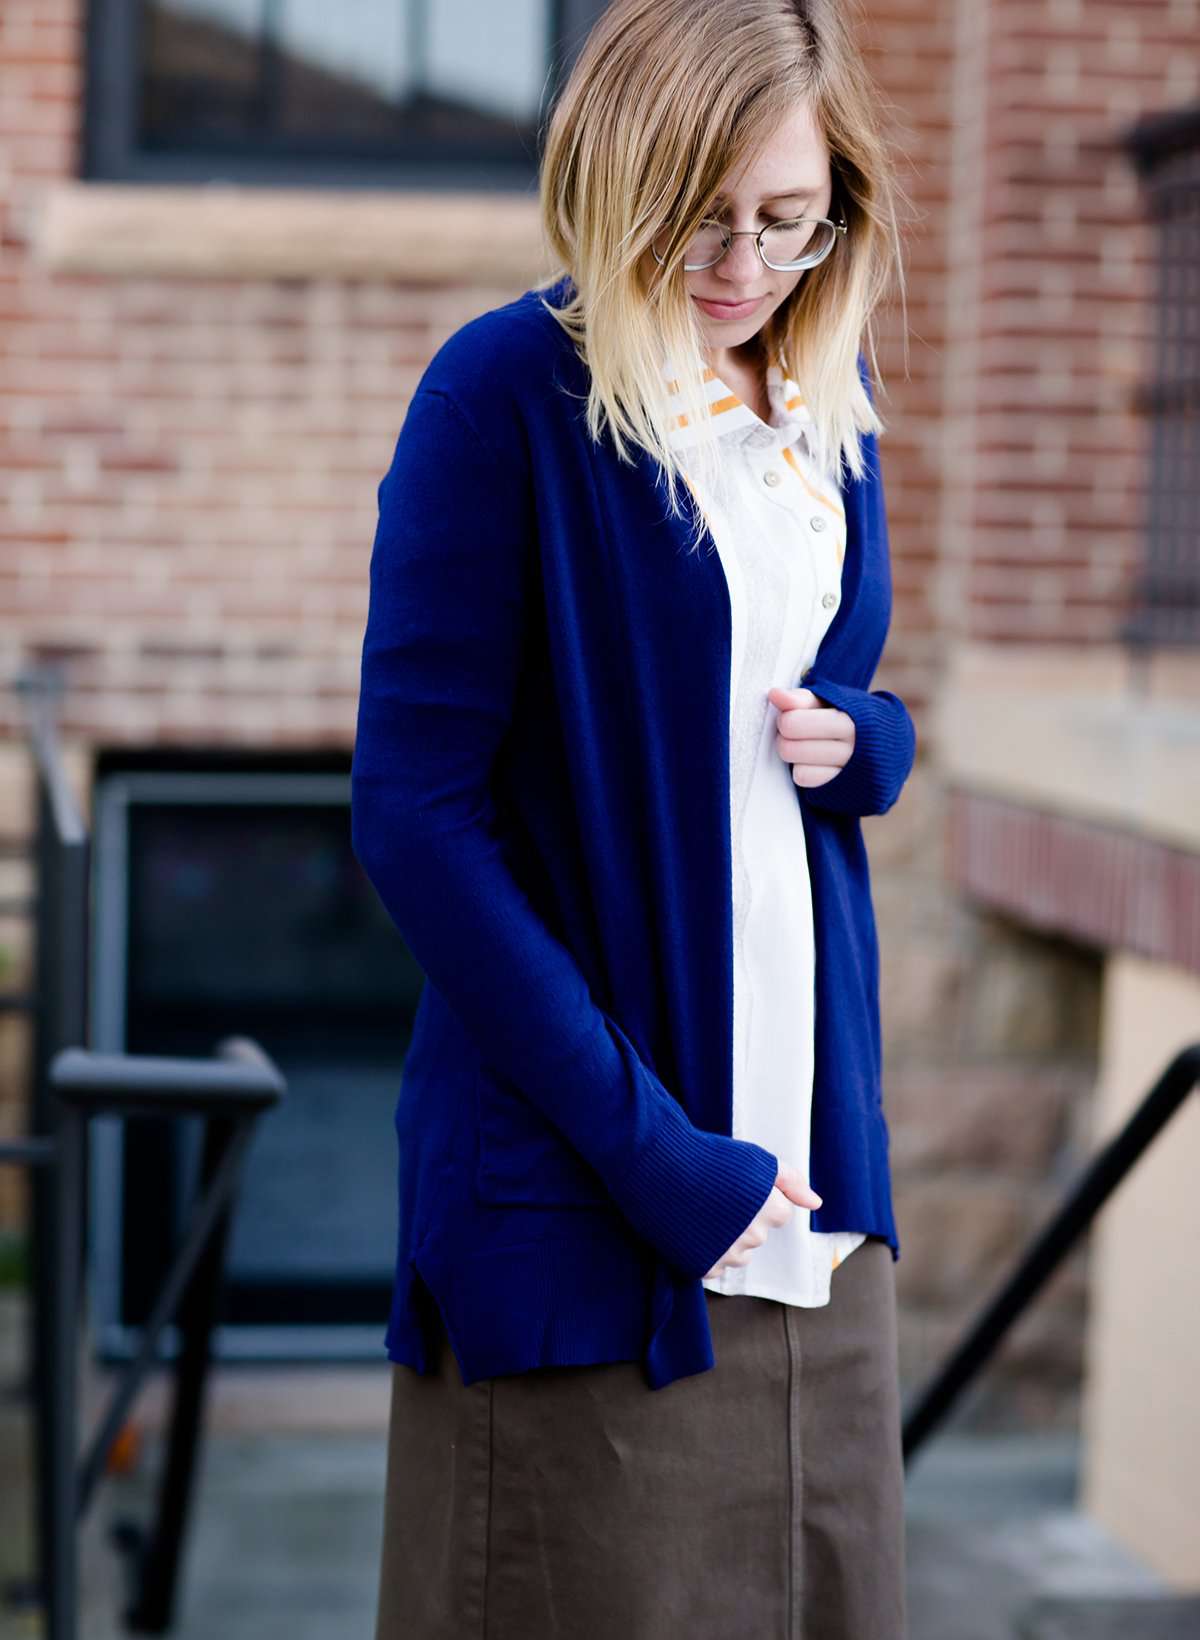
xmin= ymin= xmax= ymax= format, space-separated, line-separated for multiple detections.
xmin=805 ymin=490 xmax=845 ymax=621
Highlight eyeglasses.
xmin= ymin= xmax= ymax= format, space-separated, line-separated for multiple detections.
xmin=651 ymin=212 xmax=848 ymax=272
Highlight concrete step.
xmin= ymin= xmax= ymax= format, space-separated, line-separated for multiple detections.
xmin=1014 ymin=1594 xmax=1200 ymax=1639
xmin=904 ymin=1433 xmax=1169 ymax=1640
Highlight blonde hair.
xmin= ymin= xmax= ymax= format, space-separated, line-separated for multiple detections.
xmin=535 ymin=0 xmax=911 ymax=552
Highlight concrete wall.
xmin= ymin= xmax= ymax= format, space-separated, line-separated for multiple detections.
xmin=1080 ymin=953 xmax=1200 ymax=1587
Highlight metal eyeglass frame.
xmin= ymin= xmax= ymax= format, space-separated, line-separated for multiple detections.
xmin=650 ymin=212 xmax=849 ymax=273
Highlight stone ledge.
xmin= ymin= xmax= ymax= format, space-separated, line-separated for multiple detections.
xmin=33 ymin=181 xmax=555 ymax=283
xmin=947 ymin=788 xmax=1200 ymax=973
xmin=934 ymin=641 xmax=1200 ymax=856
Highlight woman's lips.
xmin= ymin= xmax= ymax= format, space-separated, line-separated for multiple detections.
xmin=693 ymin=293 xmax=765 ymax=320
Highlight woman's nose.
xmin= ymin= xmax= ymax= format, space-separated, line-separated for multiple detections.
xmin=716 ymin=235 xmax=763 ymax=283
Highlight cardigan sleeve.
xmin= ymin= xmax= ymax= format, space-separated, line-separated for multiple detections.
xmin=792 ymin=672 xmax=917 ymax=817
xmin=350 ymin=385 xmax=780 ymax=1281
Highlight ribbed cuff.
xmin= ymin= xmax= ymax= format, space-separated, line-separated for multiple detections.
xmin=795 ymin=672 xmax=916 ymax=817
xmin=617 ymin=1100 xmax=780 ymax=1279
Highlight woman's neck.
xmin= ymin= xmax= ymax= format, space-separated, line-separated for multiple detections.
xmin=705 ymin=335 xmax=770 ymax=422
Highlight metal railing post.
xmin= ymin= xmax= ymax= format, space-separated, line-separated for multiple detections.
xmin=44 ymin=1099 xmax=84 ymax=1640
xmin=23 ymin=674 xmax=90 ymax=1640
xmin=125 ymin=1114 xmax=240 ymax=1633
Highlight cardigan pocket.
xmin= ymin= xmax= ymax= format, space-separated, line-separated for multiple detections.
xmin=474 ymin=1065 xmax=610 ymax=1208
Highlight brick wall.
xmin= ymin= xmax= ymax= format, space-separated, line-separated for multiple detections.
xmin=953 ymin=0 xmax=1199 ymax=642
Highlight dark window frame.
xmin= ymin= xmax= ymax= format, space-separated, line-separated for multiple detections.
xmin=83 ymin=0 xmax=606 ymax=190
xmin=1121 ymin=100 xmax=1200 ymax=650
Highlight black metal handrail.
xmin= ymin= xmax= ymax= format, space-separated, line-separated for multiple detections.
xmin=903 ymin=1040 xmax=1200 ymax=1461
xmin=52 ymin=1041 xmax=283 ymax=1521
xmin=2 ymin=665 xmax=286 ymax=1640
xmin=45 ymin=1041 xmax=282 ymax=1635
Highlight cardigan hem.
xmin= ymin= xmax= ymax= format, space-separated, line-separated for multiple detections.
xmin=384 ymin=1211 xmax=900 ymax=1392
xmin=390 ymin=1220 xmax=716 ymax=1390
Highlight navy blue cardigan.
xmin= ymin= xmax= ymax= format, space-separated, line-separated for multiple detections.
xmin=350 ymin=274 xmax=916 ymax=1391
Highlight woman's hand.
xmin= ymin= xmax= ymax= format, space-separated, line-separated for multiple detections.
xmin=703 ymin=1163 xmax=823 ymax=1279
xmin=767 ymin=684 xmax=855 ymax=789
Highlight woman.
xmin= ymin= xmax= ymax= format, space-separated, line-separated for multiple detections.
xmin=351 ymin=1 xmax=916 ymax=1635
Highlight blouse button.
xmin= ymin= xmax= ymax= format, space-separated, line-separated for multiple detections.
xmin=762 ymin=469 xmax=782 ymax=487
xmin=810 ymin=515 xmax=827 ymax=531
xmin=821 ymin=590 xmax=838 ymax=610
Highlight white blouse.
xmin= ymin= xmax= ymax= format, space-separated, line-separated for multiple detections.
xmin=661 ymin=349 xmax=868 ymax=1306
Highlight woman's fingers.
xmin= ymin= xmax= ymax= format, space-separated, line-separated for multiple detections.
xmin=769 ymin=691 xmax=855 ymax=786
xmin=775 ymin=1165 xmax=823 ymax=1210
xmin=773 ymin=700 xmax=854 ymax=740
xmin=791 ymin=763 xmax=841 ymax=789
xmin=774 ymin=734 xmax=847 ymax=766
xmin=707 ymin=1177 xmax=819 ymax=1277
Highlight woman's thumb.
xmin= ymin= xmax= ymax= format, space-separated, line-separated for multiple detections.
xmin=775 ymin=1163 xmax=822 ymax=1209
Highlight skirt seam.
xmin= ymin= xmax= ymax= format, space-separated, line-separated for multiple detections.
xmin=785 ymin=1301 xmax=803 ymax=1640
xmin=483 ymin=1377 xmax=495 ymax=1639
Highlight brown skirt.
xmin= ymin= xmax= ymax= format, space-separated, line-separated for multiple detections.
xmin=374 ymin=1235 xmax=906 ymax=1640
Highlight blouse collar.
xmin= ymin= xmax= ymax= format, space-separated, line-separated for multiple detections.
xmin=659 ymin=346 xmax=819 ymax=460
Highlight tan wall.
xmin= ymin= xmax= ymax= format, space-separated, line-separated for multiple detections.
xmin=1080 ymin=952 xmax=1200 ymax=1587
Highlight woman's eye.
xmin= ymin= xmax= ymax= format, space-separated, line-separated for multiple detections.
xmin=710 ymin=215 xmax=799 ymax=229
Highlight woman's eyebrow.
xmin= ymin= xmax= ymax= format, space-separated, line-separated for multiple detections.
xmin=711 ymin=186 xmax=817 ymax=204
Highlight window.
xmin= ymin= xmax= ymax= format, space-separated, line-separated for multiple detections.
xmin=1122 ymin=100 xmax=1200 ymax=647
xmin=89 ymin=750 xmax=430 ymax=1359
xmin=85 ymin=0 xmax=607 ymax=188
